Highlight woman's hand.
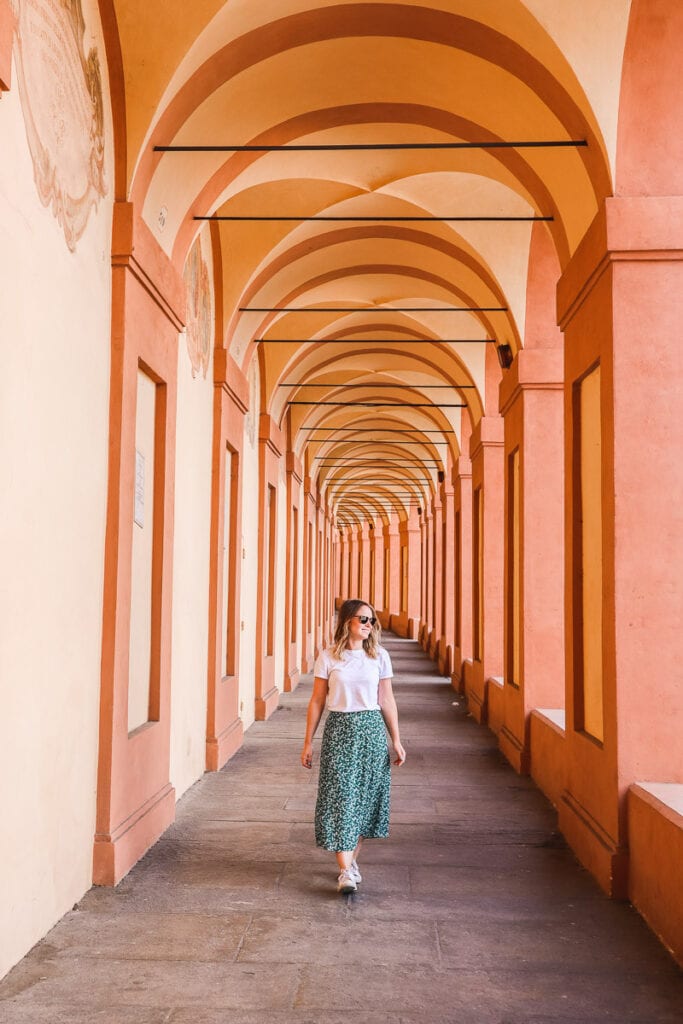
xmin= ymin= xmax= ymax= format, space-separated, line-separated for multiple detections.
xmin=301 ymin=742 xmax=313 ymax=769
xmin=392 ymin=741 xmax=406 ymax=766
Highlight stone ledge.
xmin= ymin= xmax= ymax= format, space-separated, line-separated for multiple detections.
xmin=532 ymin=708 xmax=566 ymax=733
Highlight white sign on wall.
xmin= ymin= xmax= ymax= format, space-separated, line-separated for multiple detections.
xmin=134 ymin=450 xmax=145 ymax=528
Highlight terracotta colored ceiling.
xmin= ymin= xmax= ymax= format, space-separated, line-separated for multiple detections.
xmin=107 ymin=0 xmax=632 ymax=524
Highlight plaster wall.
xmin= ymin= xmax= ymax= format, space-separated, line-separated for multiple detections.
xmin=169 ymin=331 xmax=214 ymax=799
xmin=0 ymin=1 xmax=113 ymax=977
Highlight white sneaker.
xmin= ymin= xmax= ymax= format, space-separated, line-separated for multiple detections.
xmin=350 ymin=860 xmax=362 ymax=883
xmin=337 ymin=868 xmax=357 ymax=894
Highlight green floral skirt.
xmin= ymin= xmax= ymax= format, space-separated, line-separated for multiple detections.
xmin=315 ymin=710 xmax=391 ymax=851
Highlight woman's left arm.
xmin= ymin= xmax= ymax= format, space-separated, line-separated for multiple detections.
xmin=378 ymin=677 xmax=406 ymax=766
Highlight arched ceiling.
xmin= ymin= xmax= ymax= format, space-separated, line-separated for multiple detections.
xmin=106 ymin=0 xmax=633 ymax=527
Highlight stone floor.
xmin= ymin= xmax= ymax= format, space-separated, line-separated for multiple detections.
xmin=1 ymin=635 xmax=682 ymax=1023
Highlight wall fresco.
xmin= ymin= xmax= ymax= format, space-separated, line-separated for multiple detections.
xmin=11 ymin=0 xmax=106 ymax=251
xmin=183 ymin=237 xmax=212 ymax=379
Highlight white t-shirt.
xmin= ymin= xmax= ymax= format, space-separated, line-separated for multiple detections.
xmin=313 ymin=645 xmax=393 ymax=713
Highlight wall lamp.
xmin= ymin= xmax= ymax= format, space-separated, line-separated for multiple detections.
xmin=496 ymin=343 xmax=514 ymax=369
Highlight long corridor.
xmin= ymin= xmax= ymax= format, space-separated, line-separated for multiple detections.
xmin=1 ymin=636 xmax=681 ymax=1023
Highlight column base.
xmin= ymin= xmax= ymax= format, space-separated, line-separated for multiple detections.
xmin=93 ymin=782 xmax=175 ymax=886
xmin=499 ymin=725 xmax=530 ymax=775
xmin=437 ymin=640 xmax=452 ymax=677
xmin=256 ymin=686 xmax=280 ymax=721
xmin=559 ymin=790 xmax=629 ymax=898
xmin=206 ymin=717 xmax=244 ymax=772
xmin=284 ymin=667 xmax=301 ymax=692
xmin=465 ymin=663 xmax=487 ymax=724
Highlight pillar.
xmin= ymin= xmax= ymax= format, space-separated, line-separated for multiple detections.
xmin=283 ymin=451 xmax=303 ymax=692
xmin=379 ymin=516 xmax=400 ymax=629
xmin=206 ymin=351 xmax=248 ymax=769
xmin=556 ymin=196 xmax=683 ymax=896
xmin=452 ymin=455 xmax=473 ymax=692
xmin=94 ymin=204 xmax=181 ymax=884
xmin=437 ymin=476 xmax=455 ymax=676
xmin=255 ymin=413 xmax=283 ymax=720
xmin=467 ymin=416 xmax=504 ymax=723
xmin=498 ymin=348 xmax=565 ymax=774
xmin=428 ymin=492 xmax=443 ymax=659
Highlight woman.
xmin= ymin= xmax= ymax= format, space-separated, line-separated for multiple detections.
xmin=301 ymin=598 xmax=406 ymax=893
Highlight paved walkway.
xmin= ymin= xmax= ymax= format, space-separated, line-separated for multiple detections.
xmin=1 ymin=636 xmax=681 ymax=1023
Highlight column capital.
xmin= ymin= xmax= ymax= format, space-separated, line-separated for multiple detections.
xmin=499 ymin=348 xmax=564 ymax=416
xmin=285 ymin=451 xmax=303 ymax=484
xmin=112 ymin=202 xmax=185 ymax=330
xmin=259 ymin=414 xmax=284 ymax=457
xmin=558 ymin=195 xmax=683 ymax=330
xmin=0 ymin=0 xmax=15 ymax=91
xmin=214 ymin=350 xmax=250 ymax=412
xmin=469 ymin=416 xmax=504 ymax=460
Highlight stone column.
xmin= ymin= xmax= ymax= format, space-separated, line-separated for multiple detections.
xmin=557 ymin=196 xmax=683 ymax=896
xmin=498 ymin=349 xmax=564 ymax=774
xmin=467 ymin=416 xmax=504 ymax=724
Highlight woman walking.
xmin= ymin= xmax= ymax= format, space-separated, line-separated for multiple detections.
xmin=301 ymin=598 xmax=406 ymax=893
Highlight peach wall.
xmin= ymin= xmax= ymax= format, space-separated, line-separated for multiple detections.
xmin=0 ymin=0 xmax=113 ymax=977
xmin=169 ymin=314 xmax=213 ymax=798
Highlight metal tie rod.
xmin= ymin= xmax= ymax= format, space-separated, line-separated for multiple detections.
xmin=242 ymin=306 xmax=506 ymax=312
xmin=288 ymin=401 xmax=466 ymax=407
xmin=279 ymin=382 xmax=476 ymax=388
xmin=155 ymin=140 xmax=587 ymax=152
xmin=255 ymin=344 xmax=491 ymax=348
xmin=197 ymin=214 xmax=552 ymax=222
xmin=299 ymin=428 xmax=456 ymax=433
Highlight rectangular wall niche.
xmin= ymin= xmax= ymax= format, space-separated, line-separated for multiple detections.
xmin=290 ymin=507 xmax=299 ymax=643
xmin=574 ymin=363 xmax=604 ymax=742
xmin=383 ymin=548 xmax=390 ymax=609
xmin=400 ymin=544 xmax=408 ymax=612
xmin=265 ymin=484 xmax=276 ymax=657
xmin=507 ymin=447 xmax=521 ymax=687
xmin=221 ymin=446 xmax=238 ymax=677
xmin=369 ymin=547 xmax=375 ymax=606
xmin=128 ymin=366 xmax=162 ymax=733
xmin=473 ymin=487 xmax=484 ymax=661
xmin=455 ymin=508 xmax=461 ymax=647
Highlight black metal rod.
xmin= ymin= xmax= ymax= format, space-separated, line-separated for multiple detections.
xmin=280 ymin=382 xmax=476 ymax=388
xmin=317 ymin=460 xmax=440 ymax=464
xmin=288 ymin=401 xmax=465 ymax=407
xmin=196 ymin=214 xmax=552 ymax=222
xmin=242 ymin=306 xmax=506 ymax=312
xmin=306 ymin=438 xmax=448 ymax=443
xmin=299 ymin=428 xmax=455 ymax=433
xmin=156 ymin=140 xmax=587 ymax=152
xmin=255 ymin=344 xmax=491 ymax=348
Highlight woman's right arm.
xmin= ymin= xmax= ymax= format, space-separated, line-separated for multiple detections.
xmin=301 ymin=676 xmax=329 ymax=768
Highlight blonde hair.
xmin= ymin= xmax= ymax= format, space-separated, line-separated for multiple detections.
xmin=331 ymin=598 xmax=381 ymax=660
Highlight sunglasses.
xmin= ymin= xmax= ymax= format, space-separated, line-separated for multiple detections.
xmin=354 ymin=615 xmax=377 ymax=626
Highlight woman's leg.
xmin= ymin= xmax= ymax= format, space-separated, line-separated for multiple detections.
xmin=353 ymin=836 xmax=364 ymax=863
xmin=335 ymin=850 xmax=354 ymax=871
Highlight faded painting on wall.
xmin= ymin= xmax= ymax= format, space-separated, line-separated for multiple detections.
xmin=10 ymin=0 xmax=107 ymax=251
xmin=183 ymin=237 xmax=212 ymax=379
